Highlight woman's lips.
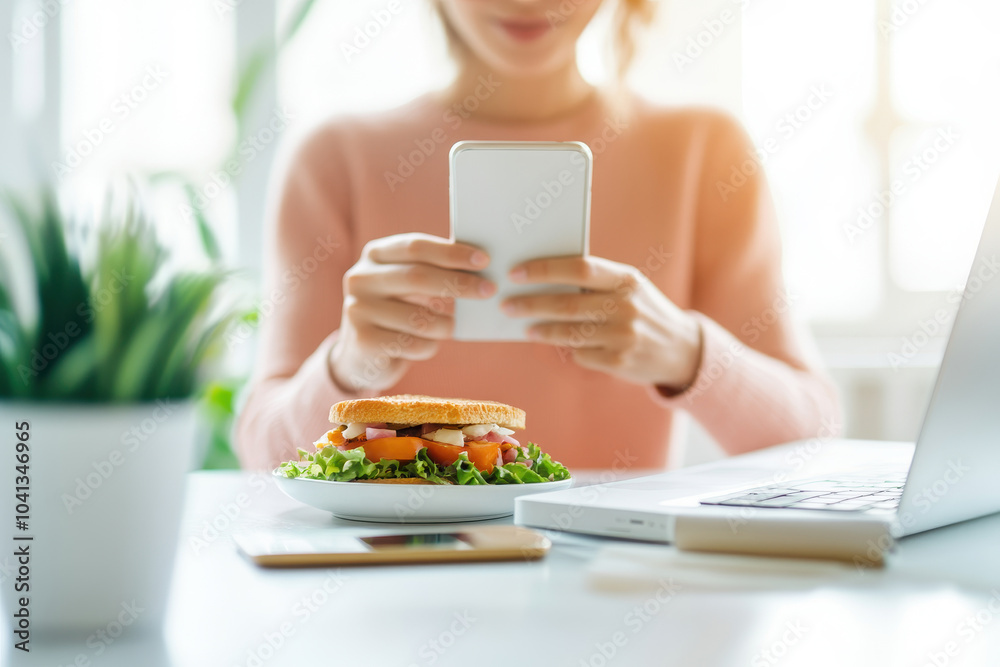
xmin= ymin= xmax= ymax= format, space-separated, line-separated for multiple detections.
xmin=497 ymin=18 xmax=552 ymax=43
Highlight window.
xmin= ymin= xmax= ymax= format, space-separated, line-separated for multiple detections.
xmin=46 ymin=0 xmax=1000 ymax=327
xmin=59 ymin=0 xmax=233 ymax=259
xmin=743 ymin=0 xmax=1000 ymax=325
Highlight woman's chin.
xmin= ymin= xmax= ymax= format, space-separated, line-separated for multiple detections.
xmin=476 ymin=49 xmax=577 ymax=79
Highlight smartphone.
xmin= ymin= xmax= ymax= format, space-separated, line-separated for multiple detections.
xmin=234 ymin=525 xmax=551 ymax=568
xmin=449 ymin=141 xmax=593 ymax=341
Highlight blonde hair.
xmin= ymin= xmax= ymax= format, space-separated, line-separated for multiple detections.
xmin=609 ymin=0 xmax=656 ymax=78
xmin=432 ymin=0 xmax=656 ymax=79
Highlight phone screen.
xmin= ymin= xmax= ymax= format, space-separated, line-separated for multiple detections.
xmin=360 ymin=533 xmax=473 ymax=551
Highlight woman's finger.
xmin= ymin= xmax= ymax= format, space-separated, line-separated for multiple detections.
xmin=570 ymin=347 xmax=627 ymax=371
xmin=347 ymin=262 xmax=495 ymax=299
xmin=509 ymin=255 xmax=638 ymax=291
xmin=356 ymin=324 xmax=441 ymax=361
xmin=367 ymin=233 xmax=489 ymax=271
xmin=397 ymin=293 xmax=456 ymax=316
xmin=526 ymin=320 xmax=620 ymax=348
xmin=501 ymin=291 xmax=622 ymax=321
xmin=347 ymin=297 xmax=454 ymax=340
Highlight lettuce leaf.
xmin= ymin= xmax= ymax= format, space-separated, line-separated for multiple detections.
xmin=445 ymin=454 xmax=488 ymax=485
xmin=277 ymin=445 xmax=378 ymax=481
xmin=277 ymin=442 xmax=571 ymax=486
xmin=400 ymin=448 xmax=449 ymax=485
xmin=523 ymin=442 xmax=571 ymax=481
xmin=488 ymin=463 xmax=547 ymax=484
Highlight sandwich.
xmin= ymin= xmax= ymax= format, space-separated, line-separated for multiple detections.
xmin=277 ymin=394 xmax=571 ymax=485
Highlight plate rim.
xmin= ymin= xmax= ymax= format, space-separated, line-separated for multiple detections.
xmin=271 ymin=468 xmax=574 ymax=490
xmin=271 ymin=471 xmax=574 ymax=522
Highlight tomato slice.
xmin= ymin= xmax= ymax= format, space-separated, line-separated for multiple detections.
xmin=466 ymin=441 xmax=501 ymax=473
xmin=348 ymin=437 xmax=425 ymax=462
xmin=348 ymin=437 xmax=501 ymax=473
xmin=424 ymin=440 xmax=500 ymax=473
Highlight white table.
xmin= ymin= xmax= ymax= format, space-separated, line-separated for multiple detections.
xmin=8 ymin=471 xmax=1000 ymax=666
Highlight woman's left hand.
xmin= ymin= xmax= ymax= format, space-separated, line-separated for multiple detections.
xmin=501 ymin=256 xmax=703 ymax=392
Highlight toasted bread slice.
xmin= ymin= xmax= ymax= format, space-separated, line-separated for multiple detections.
xmin=329 ymin=394 xmax=525 ymax=430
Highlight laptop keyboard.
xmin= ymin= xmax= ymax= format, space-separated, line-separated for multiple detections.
xmin=699 ymin=477 xmax=905 ymax=512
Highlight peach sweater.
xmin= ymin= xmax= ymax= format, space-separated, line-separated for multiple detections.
xmin=236 ymin=91 xmax=839 ymax=471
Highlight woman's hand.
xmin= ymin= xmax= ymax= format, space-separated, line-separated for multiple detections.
xmin=330 ymin=233 xmax=495 ymax=392
xmin=501 ymin=256 xmax=702 ymax=392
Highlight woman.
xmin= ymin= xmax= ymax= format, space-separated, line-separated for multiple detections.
xmin=236 ymin=0 xmax=840 ymax=471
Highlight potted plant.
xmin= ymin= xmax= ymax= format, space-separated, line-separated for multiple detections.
xmin=0 ymin=187 xmax=234 ymax=640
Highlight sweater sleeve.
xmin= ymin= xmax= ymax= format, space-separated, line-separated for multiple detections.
xmin=235 ymin=123 xmax=375 ymax=471
xmin=651 ymin=113 xmax=841 ymax=454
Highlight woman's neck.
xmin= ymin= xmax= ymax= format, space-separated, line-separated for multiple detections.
xmin=442 ymin=57 xmax=596 ymax=123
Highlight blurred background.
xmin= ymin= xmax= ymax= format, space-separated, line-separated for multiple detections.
xmin=1 ymin=0 xmax=998 ymax=466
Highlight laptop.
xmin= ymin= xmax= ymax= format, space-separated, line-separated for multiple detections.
xmin=515 ymin=177 xmax=1000 ymax=546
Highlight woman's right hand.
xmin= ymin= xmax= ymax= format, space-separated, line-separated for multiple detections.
xmin=329 ymin=233 xmax=495 ymax=393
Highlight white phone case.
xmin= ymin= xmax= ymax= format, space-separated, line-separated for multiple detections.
xmin=449 ymin=141 xmax=593 ymax=341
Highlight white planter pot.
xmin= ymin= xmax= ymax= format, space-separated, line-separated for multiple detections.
xmin=0 ymin=400 xmax=199 ymax=640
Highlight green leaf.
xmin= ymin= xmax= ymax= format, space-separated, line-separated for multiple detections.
xmin=202 ymin=379 xmax=236 ymax=415
xmin=402 ymin=448 xmax=449 ymax=484
xmin=197 ymin=377 xmax=245 ymax=470
xmin=231 ymin=47 xmax=272 ymax=132
xmin=90 ymin=198 xmax=162 ymax=394
xmin=444 ymin=454 xmax=488 ymax=485
xmin=41 ymin=334 xmax=97 ymax=400
xmin=489 ymin=463 xmax=546 ymax=485
xmin=110 ymin=314 xmax=170 ymax=400
xmin=0 ymin=305 xmax=26 ymax=398
xmin=0 ymin=187 xmax=92 ymax=397
xmin=3 ymin=191 xmax=47 ymax=281
xmin=181 ymin=182 xmax=223 ymax=263
xmin=150 ymin=273 xmax=225 ymax=397
xmin=279 ymin=0 xmax=319 ymax=47
xmin=186 ymin=301 xmax=243 ymax=375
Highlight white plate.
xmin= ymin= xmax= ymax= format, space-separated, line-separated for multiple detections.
xmin=272 ymin=471 xmax=573 ymax=523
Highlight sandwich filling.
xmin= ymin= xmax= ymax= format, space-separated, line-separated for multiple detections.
xmin=278 ymin=422 xmax=571 ymax=485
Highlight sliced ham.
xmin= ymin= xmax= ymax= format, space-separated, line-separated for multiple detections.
xmin=477 ymin=430 xmax=505 ymax=444
xmin=366 ymin=427 xmax=396 ymax=440
xmin=461 ymin=424 xmax=520 ymax=445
